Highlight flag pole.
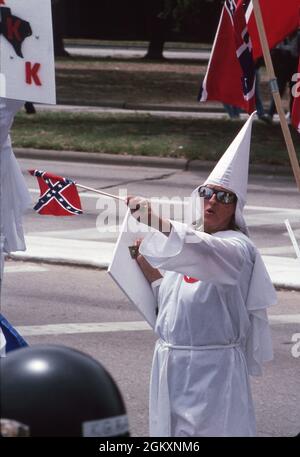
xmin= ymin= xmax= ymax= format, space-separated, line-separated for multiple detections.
xmin=76 ymin=183 xmax=126 ymax=202
xmin=284 ymin=219 xmax=300 ymax=259
xmin=252 ymin=0 xmax=300 ymax=191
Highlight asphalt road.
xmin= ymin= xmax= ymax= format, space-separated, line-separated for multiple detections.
xmin=2 ymin=262 xmax=300 ymax=437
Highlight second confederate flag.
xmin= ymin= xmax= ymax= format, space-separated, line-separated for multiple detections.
xmin=199 ymin=0 xmax=300 ymax=112
xmin=199 ymin=0 xmax=256 ymax=113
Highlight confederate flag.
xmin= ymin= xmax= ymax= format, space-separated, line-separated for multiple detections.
xmin=199 ymin=0 xmax=299 ymax=112
xmin=199 ymin=0 xmax=256 ymax=113
xmin=29 ymin=170 xmax=83 ymax=216
xmin=248 ymin=0 xmax=300 ymax=60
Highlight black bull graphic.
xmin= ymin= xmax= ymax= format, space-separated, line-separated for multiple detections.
xmin=0 ymin=7 xmax=32 ymax=58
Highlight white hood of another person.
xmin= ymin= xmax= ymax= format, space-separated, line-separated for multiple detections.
xmin=188 ymin=112 xmax=256 ymax=236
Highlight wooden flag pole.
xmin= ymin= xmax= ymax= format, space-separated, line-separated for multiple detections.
xmin=76 ymin=183 xmax=126 ymax=202
xmin=252 ymin=0 xmax=300 ymax=191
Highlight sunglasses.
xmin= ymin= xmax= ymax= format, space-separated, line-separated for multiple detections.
xmin=198 ymin=186 xmax=237 ymax=204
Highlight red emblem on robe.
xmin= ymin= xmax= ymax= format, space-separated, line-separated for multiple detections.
xmin=183 ymin=276 xmax=199 ymax=284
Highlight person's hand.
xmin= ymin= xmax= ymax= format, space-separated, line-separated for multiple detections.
xmin=126 ymin=195 xmax=171 ymax=236
xmin=126 ymin=195 xmax=152 ymax=226
xmin=134 ymin=239 xmax=162 ymax=284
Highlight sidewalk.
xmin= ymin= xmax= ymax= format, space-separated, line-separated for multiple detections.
xmin=65 ymin=44 xmax=211 ymax=61
xmin=9 ymin=236 xmax=300 ymax=291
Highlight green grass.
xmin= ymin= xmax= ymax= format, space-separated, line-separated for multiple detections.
xmin=12 ymin=112 xmax=300 ymax=166
xmin=55 ymin=59 xmax=202 ymax=107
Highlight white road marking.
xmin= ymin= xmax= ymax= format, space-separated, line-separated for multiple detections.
xmin=4 ymin=265 xmax=48 ymax=274
xmin=246 ymin=205 xmax=300 ymax=213
xmin=15 ymin=316 xmax=300 ymax=337
xmin=269 ymin=315 xmax=300 ymax=325
xmin=16 ymin=321 xmax=151 ymax=336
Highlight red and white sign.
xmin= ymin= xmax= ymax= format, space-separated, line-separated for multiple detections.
xmin=0 ymin=0 xmax=56 ymax=104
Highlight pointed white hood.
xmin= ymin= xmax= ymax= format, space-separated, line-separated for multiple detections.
xmin=188 ymin=112 xmax=256 ymax=236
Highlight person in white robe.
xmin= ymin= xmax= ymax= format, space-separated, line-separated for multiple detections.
xmin=0 ymin=98 xmax=31 ymax=356
xmin=126 ymin=113 xmax=277 ymax=437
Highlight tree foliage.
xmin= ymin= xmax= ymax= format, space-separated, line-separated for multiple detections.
xmin=160 ymin=0 xmax=220 ymax=32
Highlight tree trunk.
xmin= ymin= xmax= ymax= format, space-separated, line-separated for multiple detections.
xmin=145 ymin=36 xmax=166 ymax=60
xmin=144 ymin=0 xmax=169 ymax=60
xmin=51 ymin=0 xmax=69 ymax=57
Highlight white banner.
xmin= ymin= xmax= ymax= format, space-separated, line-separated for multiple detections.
xmin=0 ymin=0 xmax=56 ymax=104
xmin=108 ymin=210 xmax=157 ymax=329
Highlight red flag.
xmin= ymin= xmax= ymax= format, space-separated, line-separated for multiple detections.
xmin=199 ymin=0 xmax=256 ymax=113
xmin=292 ymin=57 xmax=300 ymax=134
xmin=248 ymin=0 xmax=300 ymax=59
xmin=199 ymin=0 xmax=299 ymax=112
xmin=29 ymin=170 xmax=83 ymax=216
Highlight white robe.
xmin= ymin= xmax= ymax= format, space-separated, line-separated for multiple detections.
xmin=0 ymin=99 xmax=31 ymax=357
xmin=0 ymin=98 xmax=31 ymax=255
xmin=140 ymin=221 xmax=277 ymax=437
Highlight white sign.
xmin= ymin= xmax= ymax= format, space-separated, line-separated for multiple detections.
xmin=0 ymin=0 xmax=56 ymax=104
xmin=108 ymin=210 xmax=157 ymax=329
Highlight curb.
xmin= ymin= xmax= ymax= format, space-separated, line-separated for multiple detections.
xmin=8 ymin=253 xmax=108 ymax=270
xmin=35 ymin=101 xmax=225 ymax=113
xmin=15 ymin=147 xmax=187 ymax=170
xmin=121 ymin=103 xmax=224 ymax=113
xmin=8 ymin=253 xmax=300 ymax=292
xmin=15 ymin=147 xmax=293 ymax=176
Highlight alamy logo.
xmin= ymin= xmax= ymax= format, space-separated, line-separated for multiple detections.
xmin=291 ymin=333 xmax=300 ymax=358
xmin=292 ymin=73 xmax=300 ymax=98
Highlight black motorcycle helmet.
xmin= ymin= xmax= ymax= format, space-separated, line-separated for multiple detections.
xmin=0 ymin=345 xmax=129 ymax=437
